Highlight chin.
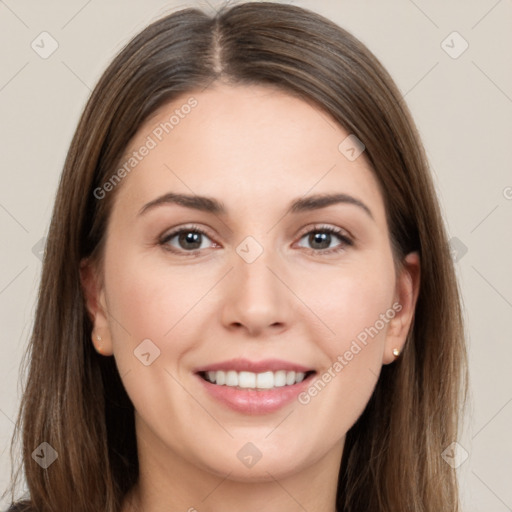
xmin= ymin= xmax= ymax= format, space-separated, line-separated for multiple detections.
xmin=191 ymin=441 xmax=311 ymax=482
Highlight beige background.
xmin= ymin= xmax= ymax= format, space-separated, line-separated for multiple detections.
xmin=1 ymin=0 xmax=511 ymax=510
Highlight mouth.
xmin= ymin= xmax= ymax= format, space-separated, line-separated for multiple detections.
xmin=197 ymin=369 xmax=316 ymax=390
xmin=193 ymin=358 xmax=317 ymax=414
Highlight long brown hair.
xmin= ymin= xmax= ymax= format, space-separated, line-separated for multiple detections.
xmin=4 ymin=2 xmax=467 ymax=511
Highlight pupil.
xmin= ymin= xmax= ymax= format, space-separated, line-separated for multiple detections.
xmin=179 ymin=231 xmax=202 ymax=249
xmin=310 ymin=232 xmax=330 ymax=249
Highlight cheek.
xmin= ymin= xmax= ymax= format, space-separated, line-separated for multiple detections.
xmin=295 ymin=268 xmax=395 ymax=435
xmin=337 ymin=274 xmax=394 ymax=343
xmin=102 ymin=250 xmax=210 ymax=422
xmin=300 ymin=256 xmax=396 ymax=416
xmin=305 ymin=257 xmax=396 ymax=348
xmin=103 ymin=246 xmax=215 ymax=358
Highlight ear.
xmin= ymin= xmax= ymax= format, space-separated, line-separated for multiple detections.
xmin=382 ymin=251 xmax=421 ymax=364
xmin=79 ymin=257 xmax=114 ymax=356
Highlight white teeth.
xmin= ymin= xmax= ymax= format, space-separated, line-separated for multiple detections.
xmin=274 ymin=370 xmax=287 ymax=387
xmin=256 ymin=371 xmax=274 ymax=389
xmin=203 ymin=370 xmax=309 ymax=389
xmin=285 ymin=371 xmax=296 ymax=385
xmin=215 ymin=371 xmax=226 ymax=385
xmin=225 ymin=370 xmax=238 ymax=386
xmin=239 ymin=371 xmax=256 ymax=388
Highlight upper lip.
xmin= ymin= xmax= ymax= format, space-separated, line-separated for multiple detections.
xmin=194 ymin=358 xmax=314 ymax=374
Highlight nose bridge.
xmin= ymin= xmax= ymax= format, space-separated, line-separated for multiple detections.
xmin=221 ymin=234 xmax=291 ymax=334
xmin=235 ymin=235 xmax=281 ymax=304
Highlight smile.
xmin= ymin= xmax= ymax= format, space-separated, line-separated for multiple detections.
xmin=194 ymin=358 xmax=317 ymax=414
xmin=199 ymin=369 xmax=315 ymax=389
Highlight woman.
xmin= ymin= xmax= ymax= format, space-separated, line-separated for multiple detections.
xmin=4 ymin=2 xmax=467 ymax=511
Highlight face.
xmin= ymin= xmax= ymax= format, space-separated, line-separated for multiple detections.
xmin=82 ymin=83 xmax=419 ymax=482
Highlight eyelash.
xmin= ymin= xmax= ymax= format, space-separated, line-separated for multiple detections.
xmin=158 ymin=223 xmax=354 ymax=257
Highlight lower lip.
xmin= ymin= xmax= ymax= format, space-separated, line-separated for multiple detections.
xmin=196 ymin=373 xmax=314 ymax=415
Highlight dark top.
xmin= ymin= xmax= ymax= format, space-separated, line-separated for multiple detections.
xmin=6 ymin=504 xmax=29 ymax=512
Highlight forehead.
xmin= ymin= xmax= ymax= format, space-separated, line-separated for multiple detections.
xmin=111 ymin=83 xmax=386 ymax=223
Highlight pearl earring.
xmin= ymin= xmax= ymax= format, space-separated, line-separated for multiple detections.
xmin=95 ymin=334 xmax=103 ymax=354
xmin=392 ymin=348 xmax=400 ymax=357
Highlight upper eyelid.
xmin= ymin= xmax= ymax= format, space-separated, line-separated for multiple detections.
xmin=297 ymin=223 xmax=352 ymax=239
xmin=160 ymin=224 xmax=214 ymax=241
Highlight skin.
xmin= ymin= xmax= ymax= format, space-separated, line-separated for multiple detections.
xmin=81 ymin=83 xmax=420 ymax=512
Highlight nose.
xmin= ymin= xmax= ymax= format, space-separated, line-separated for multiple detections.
xmin=220 ymin=246 xmax=293 ymax=337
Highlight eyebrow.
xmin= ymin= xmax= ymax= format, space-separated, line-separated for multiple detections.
xmin=138 ymin=192 xmax=374 ymax=220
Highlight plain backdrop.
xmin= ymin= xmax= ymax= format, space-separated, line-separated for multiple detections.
xmin=1 ymin=1 xmax=511 ymax=510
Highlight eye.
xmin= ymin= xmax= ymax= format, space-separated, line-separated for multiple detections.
xmin=158 ymin=223 xmax=353 ymax=257
xmin=159 ymin=225 xmax=217 ymax=255
xmin=296 ymin=225 xmax=353 ymax=254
